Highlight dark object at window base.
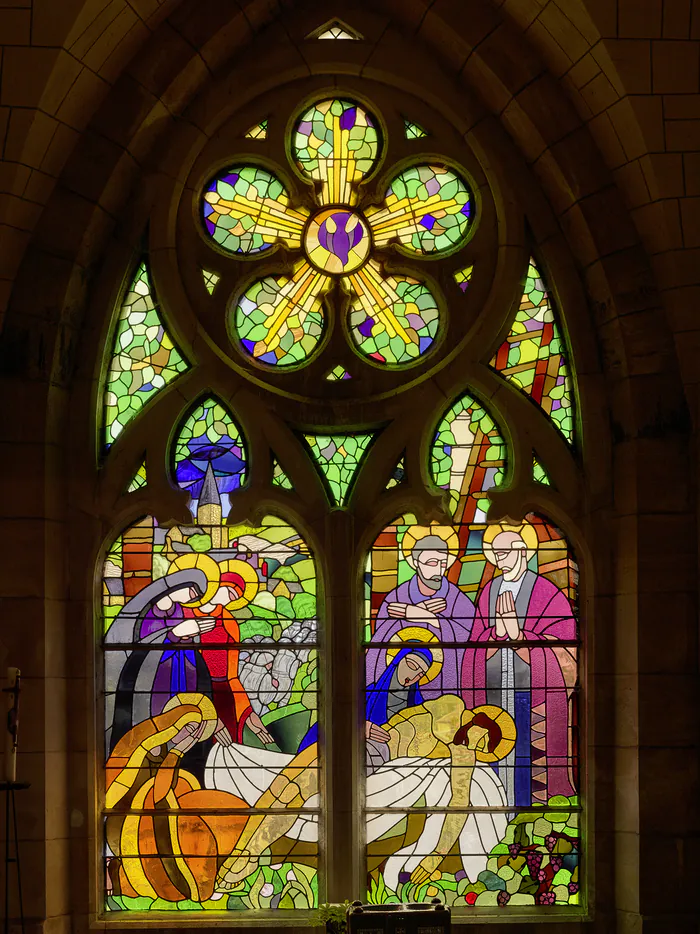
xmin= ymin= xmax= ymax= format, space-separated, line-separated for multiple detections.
xmin=347 ymin=900 xmax=450 ymax=934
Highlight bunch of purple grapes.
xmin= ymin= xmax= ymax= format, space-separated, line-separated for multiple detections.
xmin=497 ymin=891 xmax=511 ymax=906
xmin=525 ymin=851 xmax=543 ymax=876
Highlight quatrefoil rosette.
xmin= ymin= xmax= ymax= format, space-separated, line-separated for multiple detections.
xmin=201 ymin=98 xmax=475 ymax=368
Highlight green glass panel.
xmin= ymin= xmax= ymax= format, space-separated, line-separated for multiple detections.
xmin=202 ymin=269 xmax=220 ymax=294
xmin=490 ymin=257 xmax=574 ymax=445
xmin=202 ymin=165 xmax=307 ymax=255
xmin=431 ymin=392 xmax=506 ymax=521
xmin=347 ymin=261 xmax=440 ymax=365
xmin=404 ymin=119 xmax=427 ymax=139
xmin=304 ymin=432 xmax=375 ymax=505
xmin=312 ymin=20 xmax=361 ymax=39
xmin=273 ymin=459 xmax=294 ymax=490
xmin=368 ymin=165 xmax=473 ymax=255
xmin=234 ymin=261 xmax=330 ymax=366
xmin=533 ymin=454 xmax=552 ymax=487
xmin=292 ymin=98 xmax=379 ymax=205
xmin=127 ymin=461 xmax=147 ymax=492
xmin=326 ymin=365 xmax=351 ymax=381
xmin=103 ymin=261 xmax=188 ymax=448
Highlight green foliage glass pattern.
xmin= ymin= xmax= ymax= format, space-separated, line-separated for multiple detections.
xmin=347 ymin=262 xmax=440 ymax=364
xmin=304 ymin=432 xmax=375 ymax=505
xmin=431 ymin=393 xmax=506 ymax=521
xmin=202 ymin=166 xmax=307 ymax=255
xmin=366 ymin=796 xmax=580 ymax=907
xmin=491 ymin=258 xmax=574 ymax=444
xmin=293 ymin=98 xmax=379 ymax=204
xmin=103 ymin=261 xmax=188 ymax=448
xmin=368 ymin=165 xmax=473 ymax=255
xmin=273 ymin=459 xmax=294 ymax=489
xmin=235 ymin=261 xmax=329 ymax=365
xmin=173 ymin=397 xmax=246 ymax=504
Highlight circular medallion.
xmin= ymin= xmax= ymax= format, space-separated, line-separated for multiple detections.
xmin=305 ymin=208 xmax=371 ymax=274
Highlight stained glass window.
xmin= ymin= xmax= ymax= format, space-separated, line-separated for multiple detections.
xmin=386 ymin=456 xmax=405 ymax=489
xmin=202 ymin=269 xmax=220 ymax=294
xmin=364 ymin=394 xmax=580 ymax=908
xmin=103 ymin=406 xmax=321 ymax=911
xmin=326 ymin=365 xmax=352 ymax=381
xmin=202 ymin=166 xmax=307 ymax=255
xmin=533 ymin=454 xmax=552 ymax=486
xmin=304 ymin=432 xmax=375 ymax=505
xmin=273 ymin=459 xmax=294 ymax=489
xmin=491 ymin=258 xmax=574 ymax=443
xmin=103 ymin=261 xmax=188 ymax=448
xmin=213 ymin=97 xmax=475 ymax=371
xmin=404 ymin=120 xmax=427 ymax=139
xmin=347 ymin=262 xmax=440 ymax=365
xmin=127 ymin=461 xmax=147 ymax=492
xmin=234 ymin=261 xmax=329 ymax=366
xmin=311 ymin=20 xmax=362 ymax=39
xmin=367 ymin=166 xmax=473 ymax=254
xmin=245 ymin=120 xmax=268 ymax=140
xmin=454 ymin=265 xmax=473 ymax=292
xmin=101 ymin=86 xmax=583 ymax=918
xmin=173 ymin=397 xmax=246 ymax=514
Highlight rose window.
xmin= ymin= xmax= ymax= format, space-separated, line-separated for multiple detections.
xmin=201 ymin=98 xmax=474 ymax=367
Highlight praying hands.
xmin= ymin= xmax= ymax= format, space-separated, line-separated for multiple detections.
xmin=495 ymin=590 xmax=521 ymax=640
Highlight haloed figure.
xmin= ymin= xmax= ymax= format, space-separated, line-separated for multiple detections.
xmin=462 ymin=523 xmax=577 ymax=805
xmin=365 ymin=646 xmax=437 ymax=770
xmin=367 ymin=526 xmax=474 ymax=700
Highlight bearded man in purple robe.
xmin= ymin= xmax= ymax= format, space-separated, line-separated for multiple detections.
xmin=461 ymin=523 xmax=577 ymax=806
xmin=366 ymin=526 xmax=475 ymax=700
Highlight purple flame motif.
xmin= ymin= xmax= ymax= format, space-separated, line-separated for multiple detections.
xmin=318 ymin=211 xmax=364 ymax=268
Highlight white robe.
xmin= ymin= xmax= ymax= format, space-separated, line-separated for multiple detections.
xmin=205 ymin=745 xmax=508 ymax=882
xmin=366 ymin=756 xmax=508 ymax=890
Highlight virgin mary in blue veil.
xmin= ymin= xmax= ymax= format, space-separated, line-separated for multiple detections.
xmin=296 ymin=645 xmax=434 ymax=755
xmin=366 ymin=646 xmax=434 ymax=726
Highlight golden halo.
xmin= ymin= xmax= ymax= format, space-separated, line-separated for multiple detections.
xmin=401 ymin=524 xmax=459 ymax=561
xmin=163 ymin=692 xmax=218 ymax=741
xmin=216 ymin=558 xmax=259 ymax=610
xmin=385 ymin=627 xmax=444 ymax=684
xmin=168 ymin=553 xmax=221 ymax=606
xmin=481 ymin=522 xmax=538 ymax=568
xmin=460 ymin=704 xmax=517 ymax=763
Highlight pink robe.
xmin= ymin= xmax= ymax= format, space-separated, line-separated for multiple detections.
xmin=461 ymin=571 xmax=577 ymax=802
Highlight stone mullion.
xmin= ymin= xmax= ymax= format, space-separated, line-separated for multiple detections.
xmin=323 ymin=508 xmax=361 ymax=903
